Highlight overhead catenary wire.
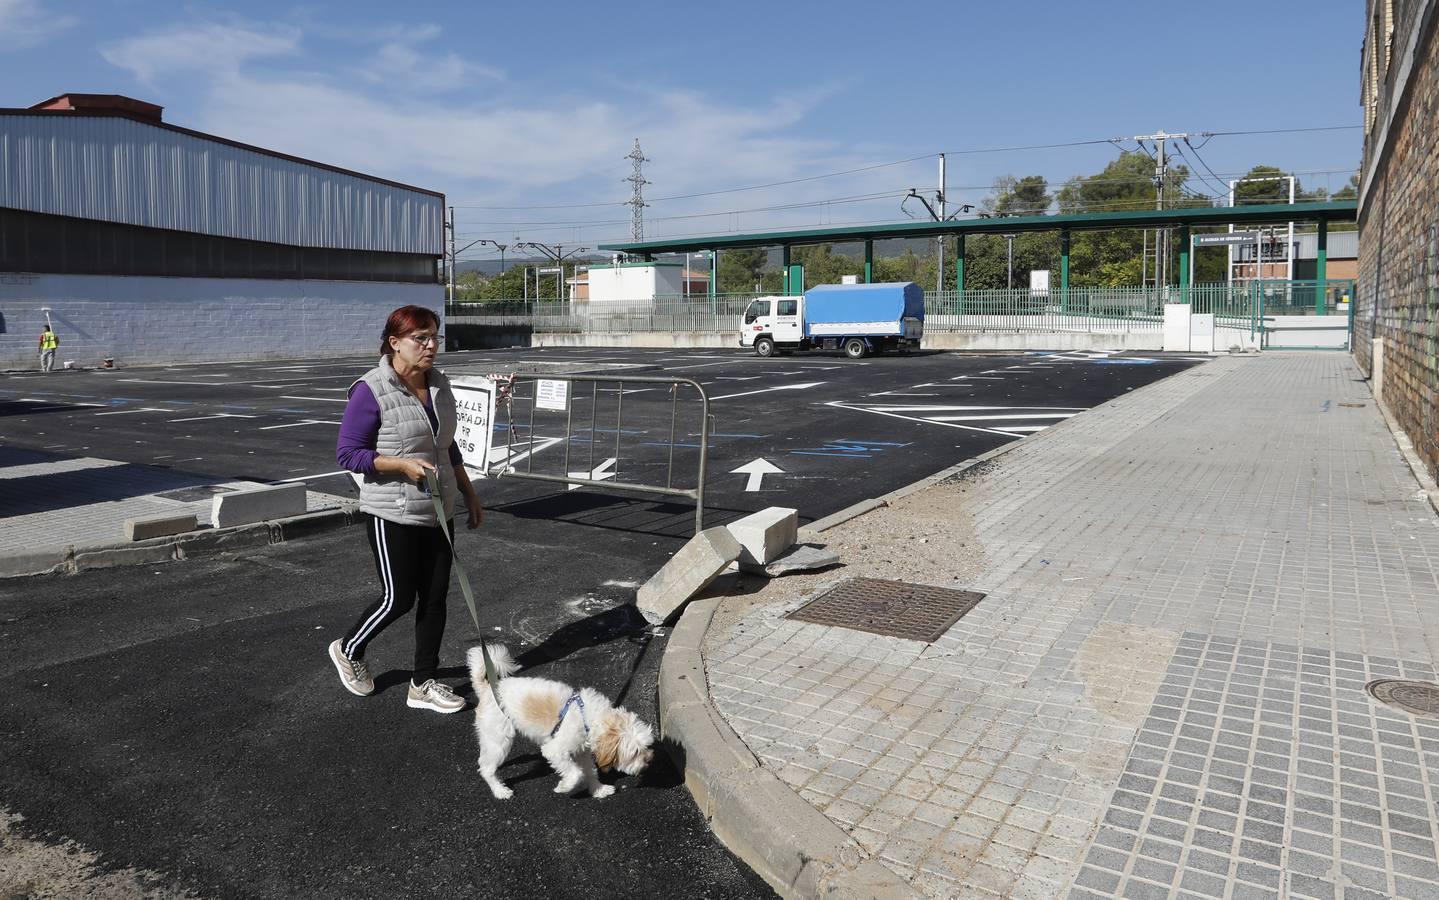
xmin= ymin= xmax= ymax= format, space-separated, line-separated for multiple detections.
xmin=454 ymin=167 xmax=1357 ymax=234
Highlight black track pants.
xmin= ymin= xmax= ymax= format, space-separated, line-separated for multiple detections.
xmin=341 ymin=513 xmax=452 ymax=684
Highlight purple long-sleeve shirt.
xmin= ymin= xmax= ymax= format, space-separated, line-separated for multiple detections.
xmin=336 ymin=381 xmax=463 ymax=475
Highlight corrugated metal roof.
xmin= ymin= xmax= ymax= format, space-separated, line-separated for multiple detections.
xmin=0 ymin=115 xmax=442 ymax=254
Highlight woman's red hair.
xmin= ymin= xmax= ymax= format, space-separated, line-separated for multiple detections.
xmin=379 ymin=305 xmax=440 ymax=358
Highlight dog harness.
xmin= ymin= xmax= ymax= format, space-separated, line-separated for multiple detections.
xmin=551 ymin=690 xmax=590 ymax=738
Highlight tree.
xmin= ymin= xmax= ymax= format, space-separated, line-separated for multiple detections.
xmin=716 ymin=248 xmax=780 ymax=294
xmin=991 ymin=175 xmax=1052 ymax=216
xmin=793 ymin=243 xmax=863 ymax=288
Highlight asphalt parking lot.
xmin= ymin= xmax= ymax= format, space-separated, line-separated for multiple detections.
xmin=0 ymin=346 xmax=1206 ymax=530
xmin=0 ymin=346 xmax=1205 ymax=898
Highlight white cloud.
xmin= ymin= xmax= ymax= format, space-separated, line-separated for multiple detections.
xmin=100 ymin=21 xmax=300 ymax=83
xmin=0 ymin=0 xmax=78 ymax=50
xmin=98 ymin=16 xmax=914 ymax=246
xmin=356 ymin=24 xmax=504 ymax=89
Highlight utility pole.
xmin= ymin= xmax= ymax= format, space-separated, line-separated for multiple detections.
xmin=904 ymin=176 xmax=973 ymax=296
xmin=624 ymin=139 xmax=650 ymax=242
xmin=1129 ymin=131 xmax=1191 ymax=294
xmin=447 ymin=206 xmax=456 ymax=305
xmin=937 ymin=153 xmax=946 ymax=295
xmin=515 ymin=241 xmax=589 ymax=302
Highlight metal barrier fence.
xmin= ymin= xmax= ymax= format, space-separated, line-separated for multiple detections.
xmin=924 ymin=288 xmax=1163 ymax=333
xmin=489 ymin=373 xmax=712 ymax=534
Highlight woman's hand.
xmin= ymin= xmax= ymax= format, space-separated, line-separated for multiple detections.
xmin=464 ymin=495 xmax=483 ymax=530
xmin=375 ymin=456 xmax=436 ymax=485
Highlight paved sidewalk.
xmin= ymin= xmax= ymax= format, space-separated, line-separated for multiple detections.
xmin=0 ymin=446 xmax=347 ymax=570
xmin=697 ymin=353 xmax=1439 ymax=898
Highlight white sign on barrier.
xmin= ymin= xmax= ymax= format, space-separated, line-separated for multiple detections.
xmin=449 ymin=376 xmax=498 ymax=478
xmin=536 ymin=379 xmax=569 ymax=412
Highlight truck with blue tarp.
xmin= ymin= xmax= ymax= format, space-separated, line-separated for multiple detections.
xmin=739 ymin=282 xmax=924 ymax=358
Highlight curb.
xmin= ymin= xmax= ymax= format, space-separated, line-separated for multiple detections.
xmin=658 ymin=595 xmax=919 ymax=900
xmin=0 ymin=504 xmax=362 ymax=579
xmin=1369 ymin=384 xmax=1439 ymax=517
xmin=662 ymin=356 xmax=1229 ymax=897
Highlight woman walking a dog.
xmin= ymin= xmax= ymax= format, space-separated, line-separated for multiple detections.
xmin=329 ymin=305 xmax=483 ymax=713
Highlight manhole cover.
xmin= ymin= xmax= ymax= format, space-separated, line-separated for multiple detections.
xmin=1366 ymin=680 xmax=1439 ymax=718
xmin=785 ymin=577 xmax=983 ymax=643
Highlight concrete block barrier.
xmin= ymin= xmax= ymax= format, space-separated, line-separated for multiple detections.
xmin=637 ymin=527 xmax=741 ymax=625
xmin=123 ymin=513 xmax=198 ymax=542
xmin=212 ymin=483 xmax=307 ymax=528
xmin=727 ymin=507 xmax=798 ymax=566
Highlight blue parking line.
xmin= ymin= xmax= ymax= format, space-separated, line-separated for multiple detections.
xmin=790 ymin=450 xmax=872 ymax=458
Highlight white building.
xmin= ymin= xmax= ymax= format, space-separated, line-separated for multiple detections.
xmin=582 ymin=261 xmax=686 ymax=303
xmin=0 ymin=94 xmax=445 ymax=369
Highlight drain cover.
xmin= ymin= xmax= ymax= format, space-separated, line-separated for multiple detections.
xmin=785 ymin=577 xmax=983 ymax=643
xmin=1366 ymin=680 xmax=1439 ymax=718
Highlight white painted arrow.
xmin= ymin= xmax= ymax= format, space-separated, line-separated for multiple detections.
xmin=710 ymin=381 xmax=825 ymax=401
xmin=568 ymin=457 xmax=618 ymax=491
xmin=731 ymin=458 xmax=783 ymax=492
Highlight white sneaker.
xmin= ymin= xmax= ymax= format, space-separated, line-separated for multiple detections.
xmin=407 ymin=679 xmax=465 ymax=713
xmin=329 ymin=639 xmax=374 ymax=697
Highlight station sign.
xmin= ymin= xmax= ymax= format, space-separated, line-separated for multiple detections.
xmin=1193 ymin=232 xmax=1261 ymax=246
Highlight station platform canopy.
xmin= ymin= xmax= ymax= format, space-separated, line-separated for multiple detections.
xmin=597 ymin=200 xmax=1358 ymax=257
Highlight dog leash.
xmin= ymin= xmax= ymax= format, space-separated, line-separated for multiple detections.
xmin=425 ymin=469 xmax=504 ymax=702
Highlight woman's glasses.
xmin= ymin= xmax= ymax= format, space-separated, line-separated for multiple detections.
xmin=407 ymin=333 xmax=439 ymax=348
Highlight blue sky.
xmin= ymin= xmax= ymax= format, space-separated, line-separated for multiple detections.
xmin=1 ymin=0 xmax=1363 ymax=258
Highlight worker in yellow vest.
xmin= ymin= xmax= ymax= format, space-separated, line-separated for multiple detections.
xmin=38 ymin=325 xmax=58 ymax=372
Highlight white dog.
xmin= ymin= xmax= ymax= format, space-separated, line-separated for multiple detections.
xmin=467 ymin=644 xmax=655 ymax=800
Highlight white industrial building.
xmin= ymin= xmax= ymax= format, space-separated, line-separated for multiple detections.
xmin=0 ymin=94 xmax=445 ymax=369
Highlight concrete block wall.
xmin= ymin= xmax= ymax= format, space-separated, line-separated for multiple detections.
xmin=1356 ymin=4 xmax=1439 ymax=482
xmin=0 ymin=273 xmax=443 ymax=369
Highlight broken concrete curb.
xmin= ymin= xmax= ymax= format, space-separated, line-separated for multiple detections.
xmin=0 ymin=503 xmax=362 ymax=578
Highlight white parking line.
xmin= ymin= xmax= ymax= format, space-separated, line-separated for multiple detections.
xmin=94 ymin=407 xmax=174 ymax=416
xmin=665 ymin=361 xmax=736 ymax=371
xmin=826 ymin=401 xmax=1013 ymax=436
xmin=271 ymin=469 xmax=349 ymax=482
xmin=928 ymin=413 xmax=1077 ymax=422
xmin=168 ymin=413 xmax=260 ymax=422
xmin=280 ymin=396 xmax=348 ymax=403
xmin=258 ymin=419 xmax=342 ymax=430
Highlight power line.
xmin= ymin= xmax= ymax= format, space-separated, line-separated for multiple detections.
xmin=1206 ymin=125 xmax=1362 ymax=136
xmin=1181 ymin=138 xmax=1232 ymax=196
xmin=449 ymin=136 xmax=1150 ymax=210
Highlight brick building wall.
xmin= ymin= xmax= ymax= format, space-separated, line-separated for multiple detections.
xmin=1356 ymin=0 xmax=1439 ymax=481
xmin=0 ymin=274 xmax=442 ymax=369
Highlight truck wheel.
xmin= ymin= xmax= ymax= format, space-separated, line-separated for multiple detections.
xmin=754 ymin=337 xmax=776 ymax=358
xmin=843 ymin=338 xmax=868 ymax=359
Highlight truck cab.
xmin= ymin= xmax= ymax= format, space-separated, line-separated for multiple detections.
xmin=739 ymin=296 xmax=800 ymax=357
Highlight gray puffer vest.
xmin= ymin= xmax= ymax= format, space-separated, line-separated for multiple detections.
xmin=353 ymin=356 xmax=461 ymax=527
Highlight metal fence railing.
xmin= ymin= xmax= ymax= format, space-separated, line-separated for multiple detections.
xmin=489 ymin=373 xmax=712 ymax=534
xmin=443 ymin=280 xmax=1355 ymax=338
xmin=923 ymin=288 xmax=1163 ymax=333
